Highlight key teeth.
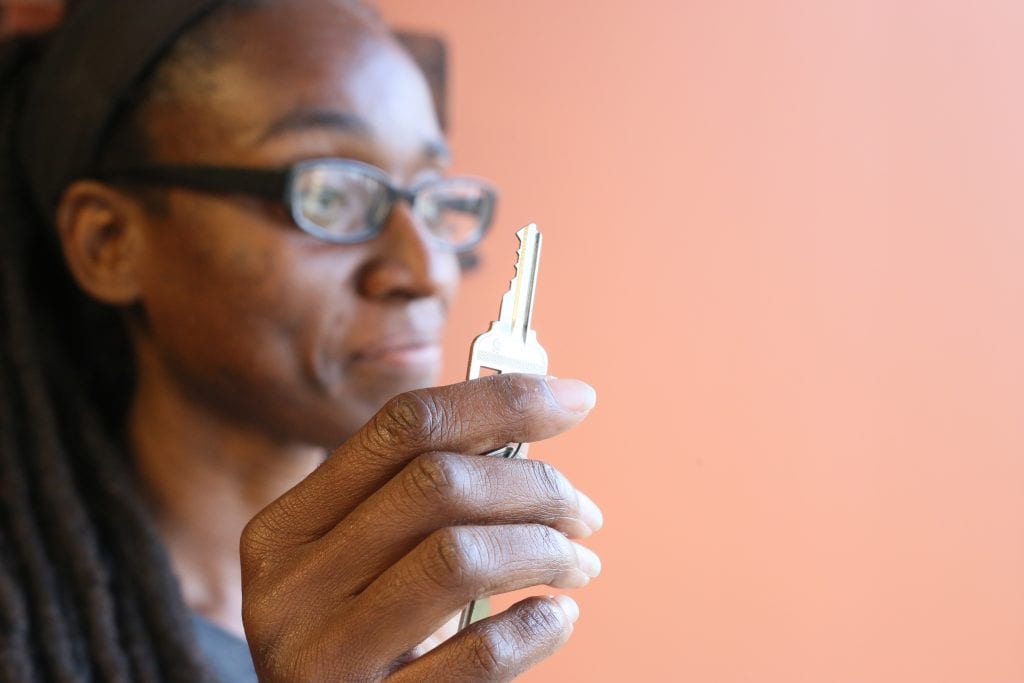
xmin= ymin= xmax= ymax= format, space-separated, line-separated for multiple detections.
xmin=511 ymin=223 xmax=538 ymax=284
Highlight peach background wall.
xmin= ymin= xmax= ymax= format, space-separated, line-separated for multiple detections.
xmin=378 ymin=1 xmax=1024 ymax=682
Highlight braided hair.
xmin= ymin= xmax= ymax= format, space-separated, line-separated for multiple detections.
xmin=0 ymin=5 xmax=264 ymax=680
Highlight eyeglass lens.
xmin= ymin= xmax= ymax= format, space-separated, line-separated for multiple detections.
xmin=290 ymin=162 xmax=492 ymax=249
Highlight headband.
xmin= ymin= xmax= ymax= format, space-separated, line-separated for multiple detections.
xmin=17 ymin=0 xmax=224 ymax=218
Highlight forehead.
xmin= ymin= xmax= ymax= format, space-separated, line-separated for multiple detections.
xmin=151 ymin=1 xmax=444 ymax=172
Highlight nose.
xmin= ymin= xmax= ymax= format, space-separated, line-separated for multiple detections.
xmin=356 ymin=201 xmax=458 ymax=301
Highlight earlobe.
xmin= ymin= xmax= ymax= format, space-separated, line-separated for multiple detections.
xmin=56 ymin=180 xmax=147 ymax=306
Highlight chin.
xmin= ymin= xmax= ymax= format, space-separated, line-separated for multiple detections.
xmin=307 ymin=360 xmax=443 ymax=449
xmin=360 ymin=363 xmax=443 ymax=406
xmin=349 ymin=343 xmax=443 ymax=395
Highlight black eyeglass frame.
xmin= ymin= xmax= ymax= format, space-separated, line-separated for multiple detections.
xmin=99 ymin=158 xmax=498 ymax=252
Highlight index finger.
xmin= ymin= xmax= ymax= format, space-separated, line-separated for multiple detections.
xmin=247 ymin=374 xmax=595 ymax=549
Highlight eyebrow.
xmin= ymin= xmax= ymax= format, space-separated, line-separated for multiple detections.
xmin=259 ymin=108 xmax=452 ymax=164
xmin=258 ymin=108 xmax=371 ymax=143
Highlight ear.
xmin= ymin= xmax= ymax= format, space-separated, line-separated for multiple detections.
xmin=55 ymin=180 xmax=148 ymax=306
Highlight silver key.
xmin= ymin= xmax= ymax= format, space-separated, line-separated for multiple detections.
xmin=458 ymin=223 xmax=548 ymax=631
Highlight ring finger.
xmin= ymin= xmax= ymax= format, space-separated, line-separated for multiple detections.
xmin=317 ymin=523 xmax=600 ymax=676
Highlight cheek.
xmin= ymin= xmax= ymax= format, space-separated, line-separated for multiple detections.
xmin=145 ymin=250 xmax=293 ymax=386
xmin=136 ymin=201 xmax=357 ymax=389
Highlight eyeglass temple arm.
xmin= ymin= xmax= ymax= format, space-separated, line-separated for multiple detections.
xmin=97 ymin=165 xmax=289 ymax=200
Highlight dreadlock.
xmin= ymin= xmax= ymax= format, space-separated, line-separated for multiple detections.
xmin=0 ymin=4 xmax=273 ymax=680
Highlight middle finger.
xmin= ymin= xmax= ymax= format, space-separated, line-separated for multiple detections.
xmin=303 ymin=452 xmax=603 ymax=593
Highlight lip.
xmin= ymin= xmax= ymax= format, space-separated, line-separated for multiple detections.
xmin=351 ymin=337 xmax=443 ymax=369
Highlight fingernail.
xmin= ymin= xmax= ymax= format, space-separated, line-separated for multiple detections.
xmin=558 ymin=516 xmax=594 ymax=539
xmin=576 ymin=490 xmax=604 ymax=533
xmin=554 ymin=595 xmax=580 ymax=624
xmin=556 ymin=568 xmax=591 ymax=588
xmin=572 ymin=542 xmax=602 ymax=578
xmin=546 ymin=378 xmax=597 ymax=413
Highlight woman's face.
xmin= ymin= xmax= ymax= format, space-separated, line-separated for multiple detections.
xmin=128 ymin=2 xmax=460 ymax=447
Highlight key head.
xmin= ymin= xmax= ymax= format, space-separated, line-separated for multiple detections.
xmin=467 ymin=327 xmax=548 ymax=378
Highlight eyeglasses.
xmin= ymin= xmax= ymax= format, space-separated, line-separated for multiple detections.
xmin=101 ymin=158 xmax=498 ymax=253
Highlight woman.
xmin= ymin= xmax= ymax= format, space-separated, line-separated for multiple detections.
xmin=0 ymin=0 xmax=602 ymax=681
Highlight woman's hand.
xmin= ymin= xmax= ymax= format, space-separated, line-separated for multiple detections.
xmin=240 ymin=373 xmax=602 ymax=682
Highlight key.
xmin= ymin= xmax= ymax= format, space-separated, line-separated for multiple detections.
xmin=458 ymin=223 xmax=548 ymax=631
xmin=466 ymin=222 xmax=548 ymax=459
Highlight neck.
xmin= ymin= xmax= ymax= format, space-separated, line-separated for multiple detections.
xmin=128 ymin=347 xmax=324 ymax=639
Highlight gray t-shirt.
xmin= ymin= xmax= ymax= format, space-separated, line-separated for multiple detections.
xmin=191 ymin=613 xmax=258 ymax=683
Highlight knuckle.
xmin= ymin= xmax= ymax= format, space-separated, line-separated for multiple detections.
xmin=495 ymin=373 xmax=543 ymax=418
xmin=528 ymin=524 xmax=578 ymax=580
xmin=468 ymin=625 xmax=516 ymax=676
xmin=239 ymin=516 xmax=269 ymax=562
xmin=422 ymin=527 xmax=487 ymax=592
xmin=514 ymin=598 xmax=567 ymax=641
xmin=239 ymin=490 xmax=311 ymax=561
xmin=526 ymin=523 xmax=570 ymax=558
xmin=239 ymin=511 xmax=282 ymax=575
xmin=405 ymin=452 xmax=471 ymax=509
xmin=529 ymin=460 xmax=576 ymax=510
xmin=370 ymin=390 xmax=446 ymax=452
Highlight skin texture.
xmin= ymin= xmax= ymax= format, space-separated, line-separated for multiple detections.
xmin=55 ymin=1 xmax=603 ymax=679
xmin=242 ymin=373 xmax=600 ymax=681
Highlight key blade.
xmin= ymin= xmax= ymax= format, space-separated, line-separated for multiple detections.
xmin=496 ymin=224 xmax=542 ymax=344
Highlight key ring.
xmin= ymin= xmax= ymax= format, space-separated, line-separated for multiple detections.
xmin=481 ymin=443 xmax=525 ymax=459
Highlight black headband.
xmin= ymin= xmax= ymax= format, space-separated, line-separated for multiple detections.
xmin=17 ymin=0 xmax=224 ymax=218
